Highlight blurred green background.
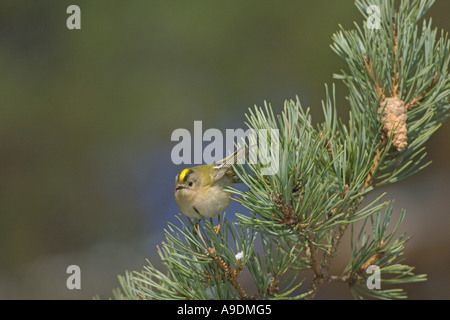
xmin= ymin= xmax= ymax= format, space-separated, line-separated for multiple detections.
xmin=0 ymin=0 xmax=448 ymax=299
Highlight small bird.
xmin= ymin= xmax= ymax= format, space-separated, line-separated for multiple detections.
xmin=174 ymin=147 xmax=247 ymax=234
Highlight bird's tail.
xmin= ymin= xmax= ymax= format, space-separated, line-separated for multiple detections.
xmin=212 ymin=144 xmax=252 ymax=180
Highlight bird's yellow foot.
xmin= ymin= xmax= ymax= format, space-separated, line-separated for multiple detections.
xmin=193 ymin=222 xmax=200 ymax=234
xmin=213 ymin=224 xmax=220 ymax=235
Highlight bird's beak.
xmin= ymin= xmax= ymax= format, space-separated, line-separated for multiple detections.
xmin=175 ymin=186 xmax=185 ymax=191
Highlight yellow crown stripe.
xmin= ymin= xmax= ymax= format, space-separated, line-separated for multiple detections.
xmin=179 ymin=168 xmax=191 ymax=181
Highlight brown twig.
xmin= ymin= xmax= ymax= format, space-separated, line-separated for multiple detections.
xmin=392 ymin=17 xmax=400 ymax=98
xmin=360 ymin=240 xmax=385 ymax=273
xmin=272 ymin=24 xmax=402 ymax=297
xmin=405 ymin=71 xmax=439 ymax=110
xmin=267 ymin=272 xmax=280 ymax=295
xmin=300 ymin=12 xmax=435 ymax=300
xmin=307 ymin=235 xmax=322 ymax=278
xmin=319 ymin=132 xmax=333 ymax=158
xmin=364 ymin=136 xmax=388 ymax=188
xmin=196 ymin=224 xmax=251 ymax=299
xmin=271 ymin=192 xmax=299 ymax=228
xmin=307 ymin=141 xmax=384 ymax=300
xmin=363 ymin=55 xmax=385 ymax=100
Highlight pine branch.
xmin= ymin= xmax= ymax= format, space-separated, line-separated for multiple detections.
xmin=110 ymin=0 xmax=448 ymax=300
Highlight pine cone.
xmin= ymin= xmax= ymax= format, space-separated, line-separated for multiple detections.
xmin=378 ymin=97 xmax=408 ymax=152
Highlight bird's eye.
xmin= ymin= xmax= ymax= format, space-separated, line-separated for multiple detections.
xmin=188 ymin=181 xmax=193 ymax=187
